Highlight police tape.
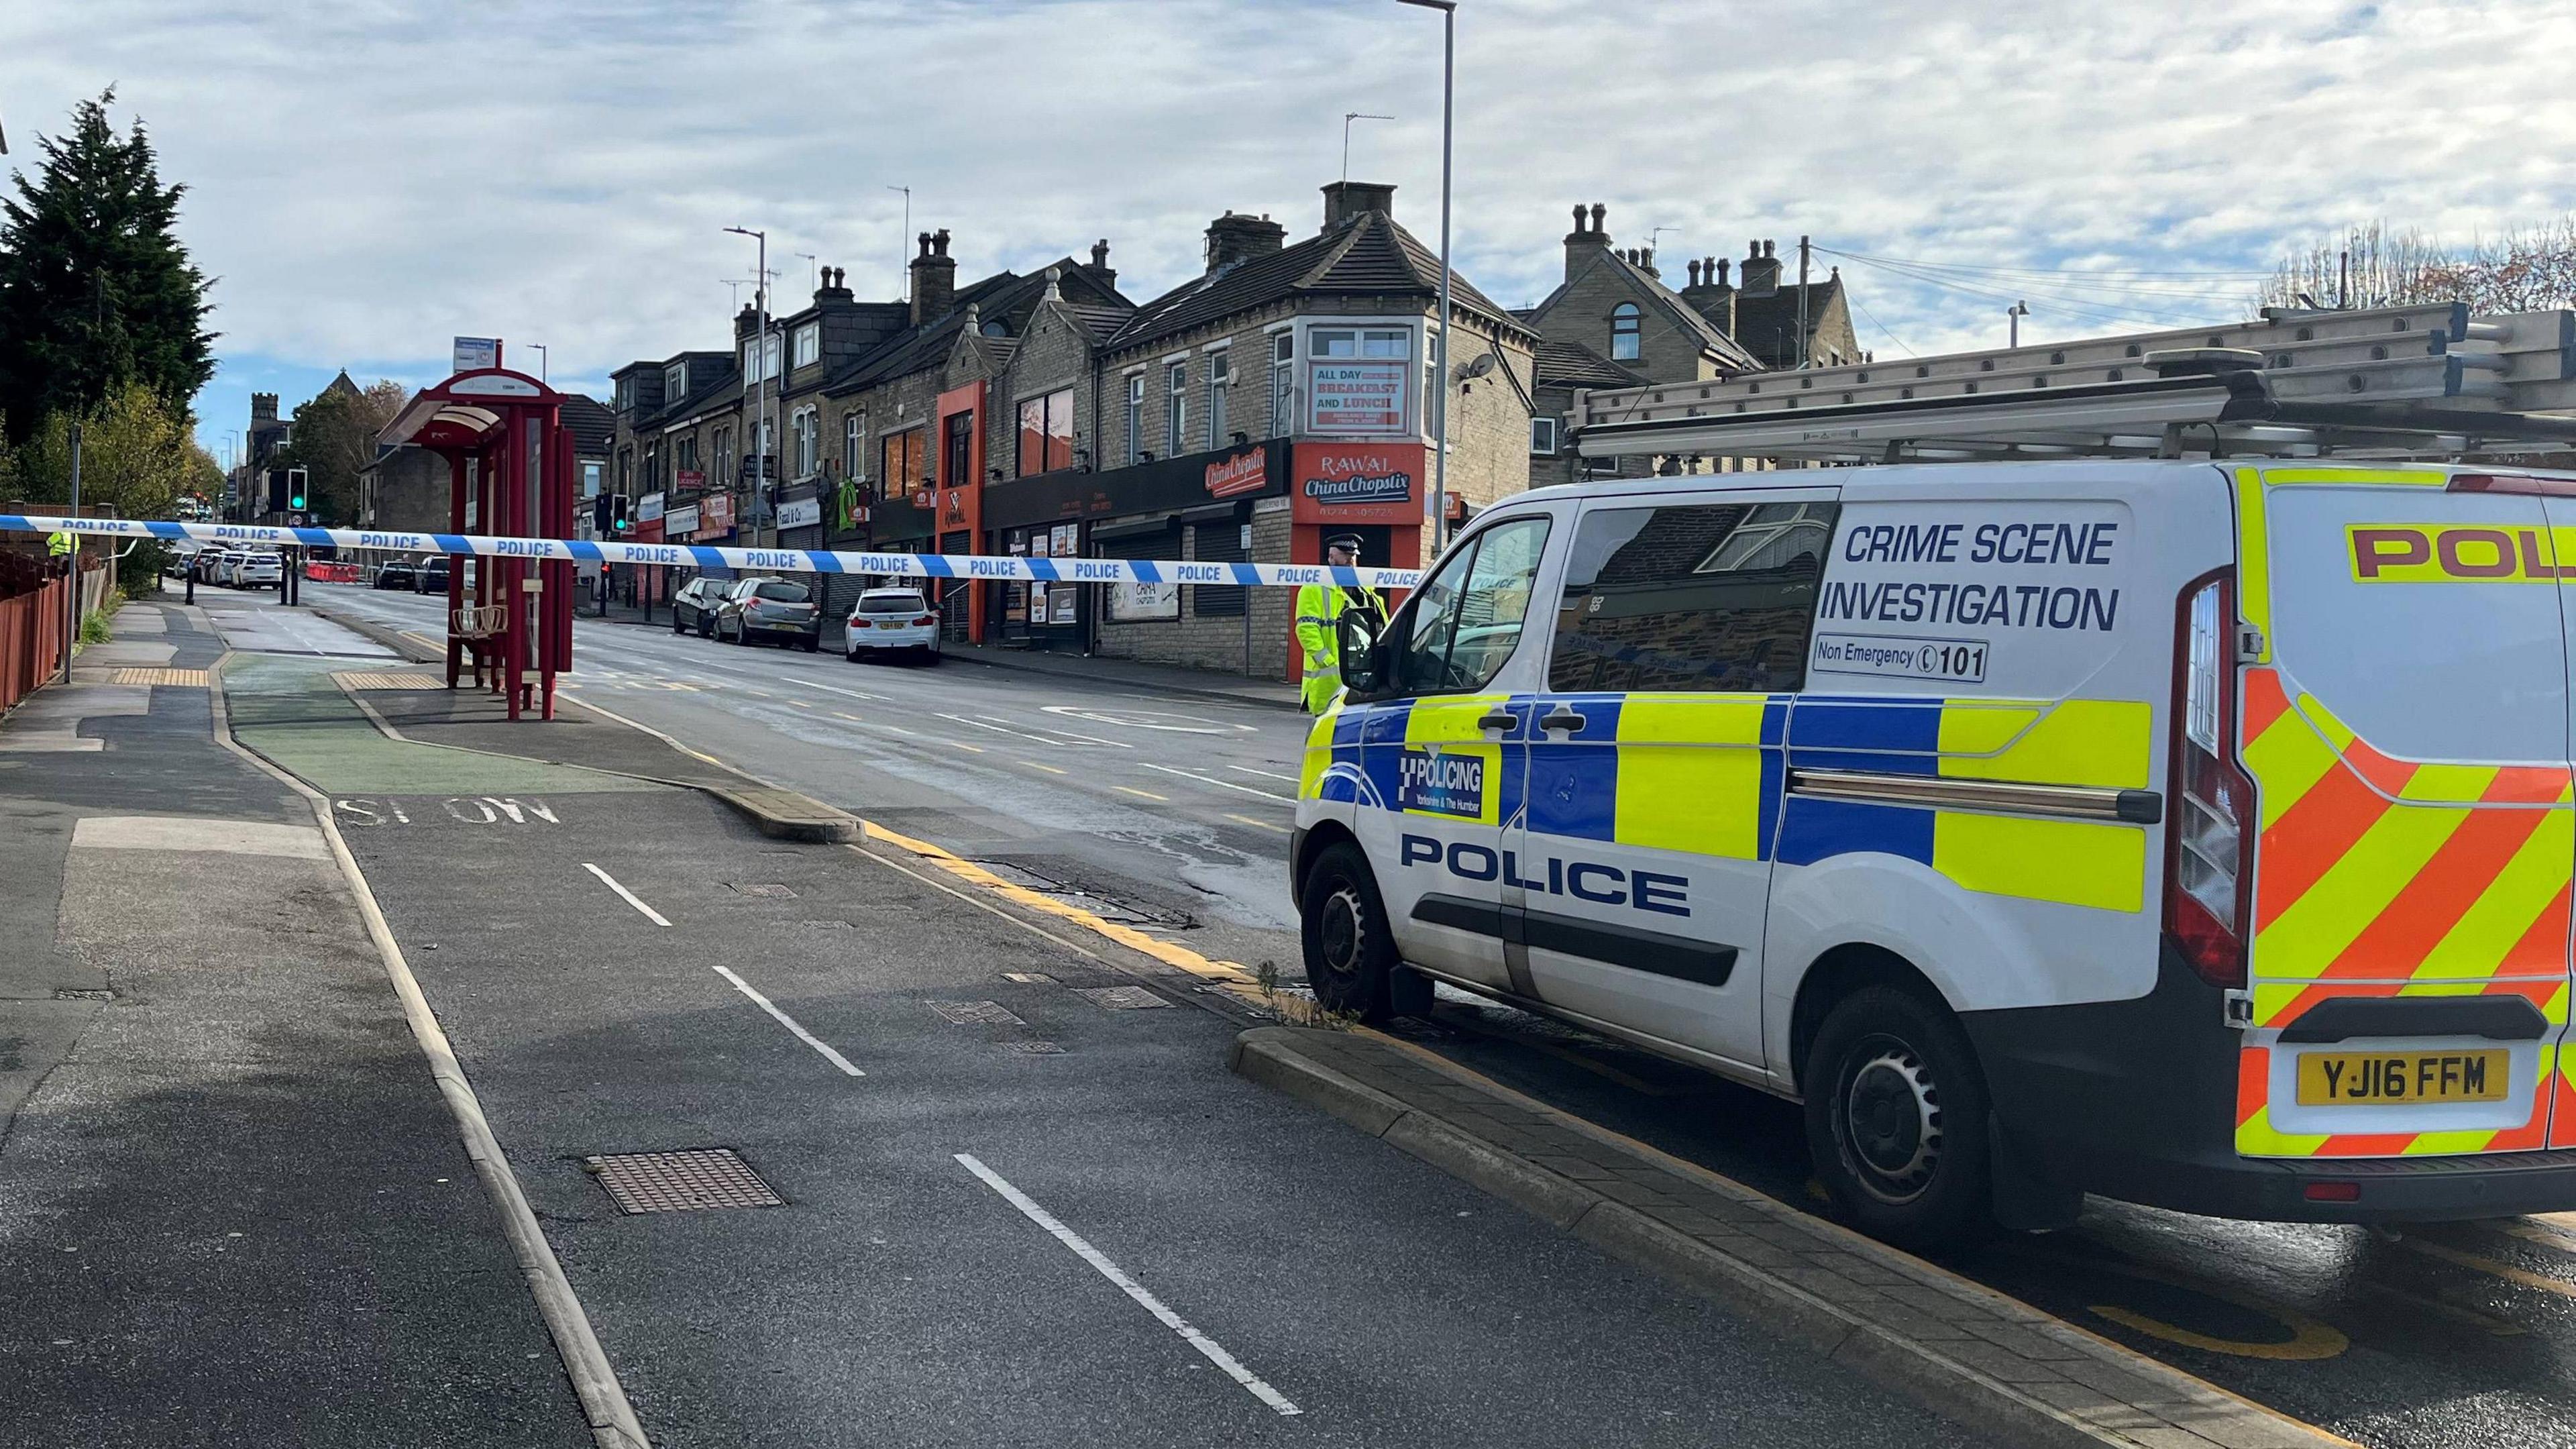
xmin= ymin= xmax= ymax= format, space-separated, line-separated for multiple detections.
xmin=0 ymin=513 xmax=1426 ymax=591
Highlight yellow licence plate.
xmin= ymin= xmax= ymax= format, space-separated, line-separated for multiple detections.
xmin=2296 ymin=1049 xmax=2511 ymax=1106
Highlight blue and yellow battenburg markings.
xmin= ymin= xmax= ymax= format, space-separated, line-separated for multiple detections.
xmin=1307 ymin=692 xmax=2154 ymax=912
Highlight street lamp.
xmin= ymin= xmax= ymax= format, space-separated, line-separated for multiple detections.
xmin=1395 ymin=0 xmax=1454 ymax=556
xmin=527 ymin=342 xmax=548 ymax=382
xmin=2007 ymin=299 xmax=2030 ymax=348
xmin=724 ymin=225 xmax=771 ymax=541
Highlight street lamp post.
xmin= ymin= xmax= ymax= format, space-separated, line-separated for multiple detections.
xmin=1396 ymin=0 xmax=1455 ymax=557
xmin=2008 ymin=299 xmax=2030 ymax=348
xmin=724 ymin=225 xmax=771 ymax=544
xmin=527 ymin=343 xmax=548 ymax=382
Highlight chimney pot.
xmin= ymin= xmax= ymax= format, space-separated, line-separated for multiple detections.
xmin=933 ymin=228 xmax=951 ymax=257
xmin=1688 ymin=259 xmax=1703 ymax=286
xmin=1591 ymin=202 xmax=1606 ymax=232
xmin=1571 ymin=204 xmax=1586 ymax=231
xmin=1716 ymin=258 xmax=1729 ymax=284
xmin=1205 ymin=211 xmax=1288 ymax=271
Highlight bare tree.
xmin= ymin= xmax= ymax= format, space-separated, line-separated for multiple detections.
xmin=2262 ymin=217 xmax=2576 ymax=313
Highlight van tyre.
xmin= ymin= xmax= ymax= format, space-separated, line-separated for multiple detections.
xmin=1804 ymin=985 xmax=1994 ymax=1252
xmin=1300 ymin=843 xmax=1403 ymax=1023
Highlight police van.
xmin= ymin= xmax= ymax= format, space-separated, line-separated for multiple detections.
xmin=1291 ymin=460 xmax=2576 ymax=1248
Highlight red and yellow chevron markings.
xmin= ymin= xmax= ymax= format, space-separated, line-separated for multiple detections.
xmin=2235 ymin=665 xmax=2573 ymax=1157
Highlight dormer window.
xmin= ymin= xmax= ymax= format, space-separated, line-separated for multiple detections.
xmin=663 ymin=362 xmax=686 ymax=400
xmin=1610 ymin=303 xmax=1642 ymax=362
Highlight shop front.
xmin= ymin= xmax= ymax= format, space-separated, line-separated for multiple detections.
xmin=981 ymin=437 xmax=1291 ymax=665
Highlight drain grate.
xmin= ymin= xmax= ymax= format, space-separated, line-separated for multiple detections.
xmin=731 ymin=883 xmax=797 ymax=898
xmin=1076 ymin=985 xmax=1170 ymax=1011
xmin=584 ymin=1148 xmax=784 ymax=1214
xmin=927 ymin=999 xmax=1024 ymax=1026
xmin=1002 ymin=971 xmax=1057 ymax=985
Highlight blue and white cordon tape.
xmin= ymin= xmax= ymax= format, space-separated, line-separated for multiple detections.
xmin=0 ymin=514 xmax=1426 ymax=592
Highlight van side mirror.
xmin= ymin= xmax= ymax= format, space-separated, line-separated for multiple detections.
xmin=1336 ymin=610 xmax=1385 ymax=697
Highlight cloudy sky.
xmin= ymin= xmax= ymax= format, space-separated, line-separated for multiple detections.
xmin=9 ymin=0 xmax=2575 ymax=459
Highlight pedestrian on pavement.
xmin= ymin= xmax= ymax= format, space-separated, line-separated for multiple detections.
xmin=1294 ymin=533 xmax=1387 ymax=714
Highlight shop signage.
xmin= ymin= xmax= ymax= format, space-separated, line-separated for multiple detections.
xmin=983 ymin=438 xmax=1288 ymax=533
xmin=1109 ymin=580 xmax=1181 ymax=623
xmin=676 ymin=469 xmax=706 ymax=491
xmin=1203 ymin=448 xmax=1269 ymax=499
xmin=697 ymin=491 xmax=736 ymax=538
xmin=775 ymin=496 xmax=822 ymax=530
xmin=665 ymin=504 xmax=700 ymax=535
xmin=1291 ymin=442 xmax=1425 ymax=525
xmin=451 ymin=336 xmax=499 ymax=373
xmin=637 ymin=492 xmax=665 ymax=523
xmin=1307 ymin=360 xmax=1409 ymax=435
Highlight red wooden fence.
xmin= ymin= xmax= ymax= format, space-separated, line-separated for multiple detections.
xmin=0 ymin=553 xmax=83 ymax=714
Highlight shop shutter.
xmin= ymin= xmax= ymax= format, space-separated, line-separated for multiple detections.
xmin=1191 ymin=519 xmax=1245 ymax=618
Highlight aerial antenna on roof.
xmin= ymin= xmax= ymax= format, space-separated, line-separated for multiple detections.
xmin=1342 ymin=113 xmax=1395 ymax=182
xmin=886 ymin=186 xmax=912 ymax=294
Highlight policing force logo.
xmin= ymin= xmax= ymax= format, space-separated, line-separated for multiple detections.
xmin=1397 ymin=747 xmax=1485 ymax=818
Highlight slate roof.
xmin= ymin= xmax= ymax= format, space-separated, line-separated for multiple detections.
xmin=1534 ymin=338 xmax=1647 ymax=391
xmin=1730 ymin=274 xmax=1845 ymax=369
xmin=824 ymin=260 xmax=1132 ymax=397
xmin=559 ymin=394 xmax=616 ymax=458
xmin=1106 ymin=212 xmax=1525 ymax=352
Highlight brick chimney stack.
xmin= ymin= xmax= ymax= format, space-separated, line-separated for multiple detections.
xmin=1740 ymin=239 xmax=1781 ymax=297
xmin=1204 ymin=211 xmax=1287 ymax=272
xmin=1083 ymin=238 xmax=1116 ymax=291
xmin=1682 ymin=256 xmax=1735 ymax=338
xmin=1564 ymin=203 xmax=1611 ymax=283
xmin=909 ymin=229 xmax=956 ymax=325
xmin=1320 ymin=180 xmax=1396 ymax=231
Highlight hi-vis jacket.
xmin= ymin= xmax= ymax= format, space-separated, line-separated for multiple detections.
xmin=1289 ymin=461 xmax=2576 ymax=1228
xmin=1295 ymin=582 xmax=1384 ymax=714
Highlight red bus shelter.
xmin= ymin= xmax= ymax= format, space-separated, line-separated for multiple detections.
xmin=378 ymin=364 xmax=577 ymax=719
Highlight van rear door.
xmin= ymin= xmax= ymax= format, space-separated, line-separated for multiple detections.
xmin=2237 ymin=466 xmax=2574 ymax=1159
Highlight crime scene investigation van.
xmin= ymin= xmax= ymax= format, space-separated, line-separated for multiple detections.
xmin=1291 ymin=461 xmax=2576 ymax=1248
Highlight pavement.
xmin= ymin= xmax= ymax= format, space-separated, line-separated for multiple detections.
xmin=0 ymin=597 xmax=591 ymax=1448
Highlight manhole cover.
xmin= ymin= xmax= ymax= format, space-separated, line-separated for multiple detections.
xmin=731 ymin=883 xmax=796 ymax=898
xmin=1076 ymin=985 xmax=1169 ymax=1011
xmin=1002 ymin=971 xmax=1057 ymax=984
xmin=1003 ymin=1040 xmax=1066 ymax=1055
xmin=928 ymin=1000 xmax=1024 ymax=1026
xmin=583 ymin=1148 xmax=783 ymax=1214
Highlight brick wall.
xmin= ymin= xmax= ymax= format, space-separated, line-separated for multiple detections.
xmin=1093 ymin=500 xmax=1297 ymax=679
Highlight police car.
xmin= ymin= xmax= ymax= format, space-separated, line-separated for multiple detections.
xmin=1292 ymin=461 xmax=2576 ymax=1248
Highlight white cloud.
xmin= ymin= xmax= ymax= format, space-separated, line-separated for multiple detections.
xmin=8 ymin=0 xmax=2574 ymax=423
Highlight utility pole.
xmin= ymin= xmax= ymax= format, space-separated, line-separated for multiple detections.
xmin=1796 ymin=235 xmax=1812 ymax=366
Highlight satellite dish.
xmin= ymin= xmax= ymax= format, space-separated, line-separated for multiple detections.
xmin=1457 ymin=353 xmax=1498 ymax=381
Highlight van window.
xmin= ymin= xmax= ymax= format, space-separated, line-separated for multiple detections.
xmin=1393 ymin=517 xmax=1551 ymax=696
xmin=1548 ymin=500 xmax=1837 ymax=692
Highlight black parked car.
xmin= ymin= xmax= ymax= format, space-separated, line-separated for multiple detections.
xmin=374 ymin=559 xmax=415 ymax=590
xmin=672 ymin=576 xmax=727 ymax=637
xmin=415 ymin=557 xmax=450 ymax=594
xmin=716 ymin=577 xmax=822 ymax=651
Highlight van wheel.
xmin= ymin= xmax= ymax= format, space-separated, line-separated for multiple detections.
xmin=1803 ymin=985 xmax=1993 ymax=1252
xmin=1300 ymin=843 xmax=1400 ymax=1023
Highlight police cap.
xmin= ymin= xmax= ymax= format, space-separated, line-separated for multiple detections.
xmin=1324 ymin=533 xmax=1364 ymax=557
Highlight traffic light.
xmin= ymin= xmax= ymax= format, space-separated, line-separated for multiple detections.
xmin=610 ymin=494 xmax=633 ymax=533
xmin=592 ymin=493 xmax=634 ymax=535
xmin=286 ymin=468 xmax=308 ymax=512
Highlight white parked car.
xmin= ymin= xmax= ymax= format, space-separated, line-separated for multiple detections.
xmin=211 ymin=549 xmax=251 ymax=585
xmin=233 ymin=553 xmax=282 ymax=586
xmin=843 ymin=588 xmax=939 ymax=662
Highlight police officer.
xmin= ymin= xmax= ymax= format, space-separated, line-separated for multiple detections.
xmin=45 ymin=529 xmax=73 ymax=576
xmin=1293 ymin=533 xmax=1387 ymax=714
